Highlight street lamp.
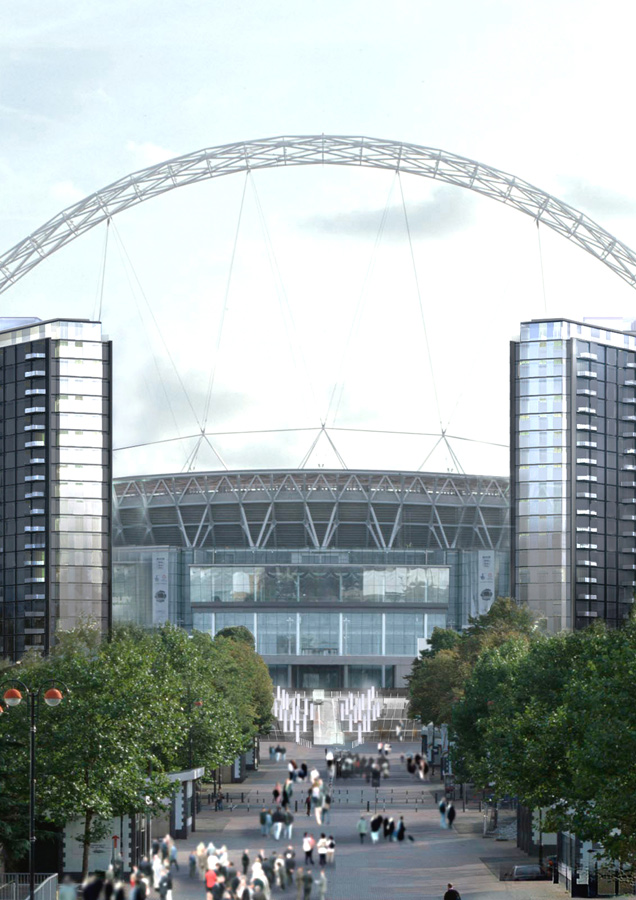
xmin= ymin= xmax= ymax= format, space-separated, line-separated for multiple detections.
xmin=1 ymin=679 xmax=68 ymax=900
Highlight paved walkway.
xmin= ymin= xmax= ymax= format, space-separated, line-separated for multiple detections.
xmin=168 ymin=742 xmax=570 ymax=900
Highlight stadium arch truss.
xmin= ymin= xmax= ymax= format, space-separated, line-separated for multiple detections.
xmin=113 ymin=469 xmax=510 ymax=552
xmin=2 ymin=134 xmax=636 ymax=295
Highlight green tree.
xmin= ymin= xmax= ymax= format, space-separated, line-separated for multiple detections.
xmin=407 ymin=598 xmax=537 ymax=727
xmin=214 ymin=625 xmax=255 ymax=647
xmin=1 ymin=624 xmax=180 ymax=879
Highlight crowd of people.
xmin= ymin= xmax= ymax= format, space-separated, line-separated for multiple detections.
xmin=191 ymin=840 xmax=329 ymax=900
xmin=72 ymin=736 xmax=467 ymax=900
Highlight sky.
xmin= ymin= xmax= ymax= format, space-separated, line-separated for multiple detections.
xmin=3 ymin=0 xmax=636 ymax=479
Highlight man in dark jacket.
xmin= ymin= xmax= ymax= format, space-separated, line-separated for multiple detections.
xmin=444 ymin=883 xmax=461 ymax=900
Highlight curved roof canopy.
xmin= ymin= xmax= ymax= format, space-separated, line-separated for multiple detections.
xmin=2 ymin=135 xmax=636 ymax=295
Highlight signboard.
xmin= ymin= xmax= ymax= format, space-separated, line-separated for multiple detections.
xmin=152 ymin=553 xmax=170 ymax=625
xmin=477 ymin=551 xmax=495 ymax=615
xmin=312 ymin=689 xmax=325 ymax=702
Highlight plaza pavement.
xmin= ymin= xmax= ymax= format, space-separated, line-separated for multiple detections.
xmin=169 ymin=741 xmax=568 ymax=900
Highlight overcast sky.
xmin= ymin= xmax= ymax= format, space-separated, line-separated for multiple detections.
xmin=3 ymin=0 xmax=636 ymax=479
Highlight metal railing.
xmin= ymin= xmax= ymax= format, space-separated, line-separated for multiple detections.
xmin=0 ymin=874 xmax=58 ymax=900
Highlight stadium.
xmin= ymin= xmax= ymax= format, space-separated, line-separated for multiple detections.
xmin=112 ymin=467 xmax=510 ymax=689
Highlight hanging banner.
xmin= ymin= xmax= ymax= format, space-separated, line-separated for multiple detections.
xmin=477 ymin=551 xmax=495 ymax=614
xmin=152 ymin=553 xmax=170 ymax=625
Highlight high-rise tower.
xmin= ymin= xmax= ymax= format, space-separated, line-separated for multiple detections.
xmin=0 ymin=318 xmax=112 ymax=659
xmin=511 ymin=318 xmax=636 ymax=632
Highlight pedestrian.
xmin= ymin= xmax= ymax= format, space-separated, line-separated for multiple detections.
xmin=443 ymin=884 xmax=461 ymax=900
xmin=295 ymin=867 xmax=304 ymax=900
xmin=322 ymin=793 xmax=331 ymax=825
xmin=284 ymin=808 xmax=295 ymax=840
xmin=158 ymin=869 xmax=173 ymax=900
xmin=169 ymin=843 xmax=179 ymax=871
xmin=386 ymin=817 xmax=395 ymax=842
xmin=305 ymin=791 xmax=312 ymax=817
xmin=316 ymin=870 xmax=327 ymax=900
xmin=188 ymin=852 xmax=197 ymax=879
xmin=205 ymin=869 xmax=217 ymax=900
xmin=274 ymin=855 xmax=286 ymax=890
xmin=396 ymin=816 xmax=406 ymax=842
xmin=273 ymin=783 xmax=281 ymax=806
xmin=272 ymin=807 xmax=285 ymax=840
xmin=302 ymin=868 xmax=313 ymax=900
xmin=152 ymin=854 xmax=163 ymax=889
xmin=59 ymin=877 xmax=77 ymax=900
xmin=356 ymin=814 xmax=368 ymax=844
xmin=197 ymin=843 xmax=208 ymax=879
xmin=284 ymin=847 xmax=296 ymax=888
xmin=370 ymin=813 xmax=383 ymax=844
xmin=302 ymin=833 xmax=315 ymax=865
xmin=447 ymin=802 xmax=456 ymax=829
xmin=317 ymin=834 xmax=328 ymax=867
xmin=161 ymin=836 xmax=170 ymax=864
xmin=439 ymin=798 xmax=447 ymax=829
xmin=326 ymin=836 xmax=335 ymax=866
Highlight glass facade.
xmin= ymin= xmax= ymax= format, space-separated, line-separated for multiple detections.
xmin=0 ymin=319 xmax=112 ymax=660
xmin=190 ymin=564 xmax=450 ymax=606
xmin=512 ymin=319 xmax=636 ymax=631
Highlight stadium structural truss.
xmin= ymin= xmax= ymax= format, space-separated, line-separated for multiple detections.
xmin=2 ymin=134 xmax=636 ymax=294
xmin=113 ymin=469 xmax=510 ymax=552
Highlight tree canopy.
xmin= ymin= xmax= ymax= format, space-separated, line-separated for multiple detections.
xmin=0 ymin=621 xmax=273 ymax=876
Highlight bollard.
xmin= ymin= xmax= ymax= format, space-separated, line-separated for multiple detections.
xmin=367 ymin=800 xmax=370 ymax=812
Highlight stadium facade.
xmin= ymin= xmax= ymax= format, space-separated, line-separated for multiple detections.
xmin=113 ymin=469 xmax=510 ymax=688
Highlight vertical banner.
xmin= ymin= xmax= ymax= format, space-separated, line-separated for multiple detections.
xmin=152 ymin=552 xmax=170 ymax=625
xmin=477 ymin=551 xmax=495 ymax=615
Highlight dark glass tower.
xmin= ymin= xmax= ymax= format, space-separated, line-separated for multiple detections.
xmin=511 ymin=318 xmax=636 ymax=632
xmin=0 ymin=318 xmax=112 ymax=660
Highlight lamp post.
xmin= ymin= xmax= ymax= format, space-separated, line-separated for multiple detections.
xmin=1 ymin=679 xmax=68 ymax=900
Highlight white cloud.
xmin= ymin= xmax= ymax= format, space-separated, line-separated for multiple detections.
xmin=49 ymin=180 xmax=86 ymax=204
xmin=126 ymin=141 xmax=176 ymax=168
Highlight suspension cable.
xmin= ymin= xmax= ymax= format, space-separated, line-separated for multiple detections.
xmin=398 ymin=173 xmax=444 ymax=431
xmin=201 ymin=172 xmax=249 ymax=432
xmin=249 ymin=173 xmax=322 ymax=423
xmin=327 ymin=172 xmax=398 ymax=426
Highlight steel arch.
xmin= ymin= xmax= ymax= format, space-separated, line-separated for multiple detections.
xmin=2 ymin=134 xmax=636 ymax=295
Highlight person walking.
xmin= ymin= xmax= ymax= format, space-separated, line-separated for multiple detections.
xmin=316 ymin=870 xmax=327 ymax=900
xmin=272 ymin=806 xmax=285 ymax=840
xmin=295 ymin=867 xmax=304 ymax=900
xmin=284 ymin=808 xmax=295 ymax=841
xmin=326 ymin=836 xmax=336 ymax=867
xmin=443 ymin=884 xmax=461 ymax=900
xmin=370 ymin=813 xmax=383 ymax=844
xmin=446 ymin=802 xmax=456 ymax=829
xmin=322 ymin=792 xmax=331 ymax=825
xmin=205 ymin=868 xmax=217 ymax=900
xmin=439 ymin=798 xmax=447 ymax=829
xmin=356 ymin=814 xmax=368 ymax=844
xmin=158 ymin=869 xmax=173 ymax=900
xmin=302 ymin=868 xmax=313 ymax=900
xmin=284 ymin=847 xmax=296 ymax=888
xmin=396 ymin=816 xmax=406 ymax=842
xmin=302 ymin=833 xmax=315 ymax=866
xmin=260 ymin=808 xmax=269 ymax=836
xmin=305 ymin=790 xmax=312 ymax=817
xmin=241 ymin=850 xmax=250 ymax=876
xmin=316 ymin=834 xmax=328 ymax=867
xmin=169 ymin=843 xmax=179 ymax=871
